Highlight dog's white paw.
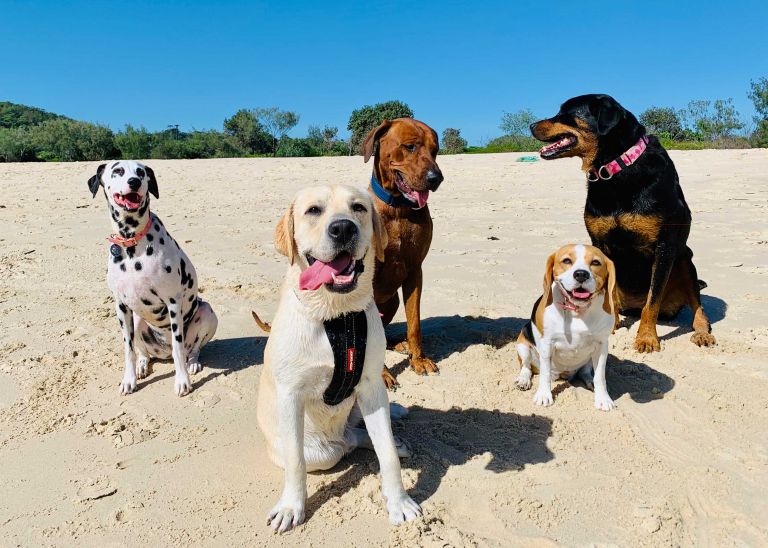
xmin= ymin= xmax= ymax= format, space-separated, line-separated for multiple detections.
xmin=136 ymin=358 xmax=150 ymax=379
xmin=394 ymin=436 xmax=412 ymax=459
xmin=120 ymin=376 xmax=137 ymax=395
xmin=267 ymin=499 xmax=305 ymax=533
xmin=594 ymin=391 xmax=616 ymax=411
xmin=515 ymin=373 xmax=532 ymax=391
xmin=387 ymin=494 xmax=422 ymax=525
xmin=533 ymin=389 xmax=553 ymax=406
xmin=174 ymin=374 xmax=192 ymax=397
xmin=187 ymin=361 xmax=202 ymax=375
xmin=389 ymin=403 xmax=409 ymax=421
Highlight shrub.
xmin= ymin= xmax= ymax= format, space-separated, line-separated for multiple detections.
xmin=347 ymin=100 xmax=413 ymax=154
xmin=441 ymin=128 xmax=466 ymax=154
xmin=500 ymin=109 xmax=537 ymax=136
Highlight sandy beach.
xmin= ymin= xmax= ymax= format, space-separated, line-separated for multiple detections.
xmin=1 ymin=150 xmax=767 ymax=546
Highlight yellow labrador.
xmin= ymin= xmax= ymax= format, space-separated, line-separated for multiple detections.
xmin=257 ymin=184 xmax=421 ymax=533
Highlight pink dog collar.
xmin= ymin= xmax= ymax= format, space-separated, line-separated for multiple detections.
xmin=587 ymin=135 xmax=649 ymax=182
xmin=107 ymin=220 xmax=152 ymax=247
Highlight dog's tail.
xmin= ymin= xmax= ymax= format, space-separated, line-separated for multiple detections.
xmin=251 ymin=310 xmax=272 ymax=333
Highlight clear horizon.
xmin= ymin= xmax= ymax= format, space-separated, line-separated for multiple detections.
xmin=2 ymin=0 xmax=766 ymax=145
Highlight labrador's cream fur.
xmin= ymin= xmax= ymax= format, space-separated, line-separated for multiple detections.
xmin=257 ymin=185 xmax=421 ymax=533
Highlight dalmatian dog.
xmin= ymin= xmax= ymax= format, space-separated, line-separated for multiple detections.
xmin=87 ymin=160 xmax=218 ymax=396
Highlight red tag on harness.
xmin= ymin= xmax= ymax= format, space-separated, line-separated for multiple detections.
xmin=346 ymin=348 xmax=355 ymax=372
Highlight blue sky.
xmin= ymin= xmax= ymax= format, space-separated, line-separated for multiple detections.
xmin=2 ymin=0 xmax=766 ymax=145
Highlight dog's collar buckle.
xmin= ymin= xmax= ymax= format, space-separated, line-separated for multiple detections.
xmin=107 ymin=219 xmax=152 ymax=247
xmin=587 ymin=134 xmax=649 ymax=181
xmin=370 ymin=174 xmax=420 ymax=209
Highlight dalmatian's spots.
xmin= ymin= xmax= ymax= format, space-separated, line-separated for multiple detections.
xmin=169 ymin=298 xmax=176 ymax=304
xmin=119 ymin=319 xmax=124 ymax=327
xmin=118 ymin=303 xmax=127 ymax=313
xmin=125 ymin=216 xmax=139 ymax=228
xmin=141 ymin=298 xmax=152 ymax=306
xmin=146 ymin=246 xmax=154 ymax=256
xmin=154 ymin=224 xmax=160 ymax=231
xmin=150 ymin=288 xmax=158 ymax=296
xmin=134 ymin=262 xmax=142 ymax=271
xmin=112 ymin=254 xmax=123 ymax=264
xmin=159 ymin=237 xmax=165 ymax=245
xmin=175 ymin=335 xmax=182 ymax=342
xmin=188 ymin=295 xmax=194 ymax=302
xmin=172 ymin=323 xmax=178 ymax=332
xmin=165 ymin=265 xmax=172 ymax=273
xmin=120 ymin=263 xmax=126 ymax=272
xmin=126 ymin=246 xmax=135 ymax=259
xmin=138 ymin=199 xmax=149 ymax=216
xmin=146 ymin=233 xmax=154 ymax=242
xmin=170 ymin=310 xmax=176 ymax=318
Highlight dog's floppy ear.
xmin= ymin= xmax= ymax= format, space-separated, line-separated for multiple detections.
xmin=274 ymin=202 xmax=297 ymax=265
xmin=595 ymin=95 xmax=625 ymax=136
xmin=602 ymin=256 xmax=619 ymax=330
xmin=363 ymin=119 xmax=392 ymax=162
xmin=542 ymin=252 xmax=556 ymax=307
xmin=145 ymin=166 xmax=159 ymax=199
xmin=87 ymin=163 xmax=106 ymax=198
xmin=371 ymin=204 xmax=388 ymax=262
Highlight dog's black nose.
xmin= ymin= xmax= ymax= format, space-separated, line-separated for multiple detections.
xmin=573 ymin=269 xmax=590 ymax=283
xmin=328 ymin=219 xmax=358 ymax=243
xmin=127 ymin=177 xmax=142 ymax=191
xmin=426 ymin=169 xmax=443 ymax=191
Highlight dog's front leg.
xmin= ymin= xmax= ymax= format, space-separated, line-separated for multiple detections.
xmin=636 ymin=240 xmax=676 ymax=353
xmin=592 ymin=340 xmax=615 ymax=411
xmin=402 ymin=268 xmax=438 ymax=375
xmin=267 ymin=387 xmax=307 ymax=533
xmin=533 ymin=340 xmax=554 ymax=406
xmin=116 ymin=300 xmax=137 ymax=395
xmin=356 ymin=382 xmax=421 ymax=524
xmin=167 ymin=295 xmax=191 ymax=396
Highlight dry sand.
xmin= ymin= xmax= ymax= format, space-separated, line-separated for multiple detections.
xmin=0 ymin=150 xmax=767 ymax=546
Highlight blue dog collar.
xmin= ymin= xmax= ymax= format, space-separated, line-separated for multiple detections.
xmin=370 ymin=174 xmax=420 ymax=209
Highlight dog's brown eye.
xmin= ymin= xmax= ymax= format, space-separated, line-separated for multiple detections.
xmin=403 ymin=144 xmax=416 ymax=152
xmin=591 ymin=259 xmax=601 ymax=266
xmin=352 ymin=203 xmax=367 ymax=213
xmin=562 ymin=257 xmax=572 ymax=265
xmin=306 ymin=206 xmax=322 ymax=215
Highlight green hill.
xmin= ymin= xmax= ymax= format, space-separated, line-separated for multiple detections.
xmin=0 ymin=101 xmax=67 ymax=129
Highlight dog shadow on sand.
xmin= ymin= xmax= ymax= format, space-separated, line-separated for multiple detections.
xmin=618 ymin=294 xmax=727 ymax=343
xmin=304 ymin=405 xmax=554 ymax=520
xmin=139 ymin=335 xmax=266 ymax=391
xmin=385 ymin=314 xmax=527 ymax=380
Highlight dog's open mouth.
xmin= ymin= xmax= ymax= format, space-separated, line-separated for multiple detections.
xmin=113 ymin=192 xmax=143 ymax=210
xmin=394 ymin=171 xmax=429 ymax=209
xmin=300 ymin=251 xmax=362 ymax=293
xmin=557 ymin=280 xmax=593 ymax=306
xmin=539 ymin=134 xmax=577 ymax=159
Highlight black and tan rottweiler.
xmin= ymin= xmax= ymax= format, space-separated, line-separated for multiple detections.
xmin=530 ymin=94 xmax=715 ymax=353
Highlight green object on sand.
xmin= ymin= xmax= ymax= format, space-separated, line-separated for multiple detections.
xmin=517 ymin=156 xmax=538 ymax=162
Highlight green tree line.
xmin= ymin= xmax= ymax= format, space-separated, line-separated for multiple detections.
xmin=1 ymin=77 xmax=766 ymax=162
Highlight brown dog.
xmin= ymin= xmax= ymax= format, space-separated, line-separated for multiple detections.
xmin=363 ymin=118 xmax=444 ymax=387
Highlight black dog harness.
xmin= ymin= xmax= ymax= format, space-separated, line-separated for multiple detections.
xmin=322 ymin=310 xmax=368 ymax=406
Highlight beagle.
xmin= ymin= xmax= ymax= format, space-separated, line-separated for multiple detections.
xmin=257 ymin=184 xmax=421 ymax=533
xmin=515 ymin=244 xmax=618 ymax=411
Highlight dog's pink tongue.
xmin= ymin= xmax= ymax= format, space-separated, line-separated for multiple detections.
xmin=415 ymin=190 xmax=429 ymax=209
xmin=299 ymin=254 xmax=353 ymax=291
xmin=573 ymin=289 xmax=591 ymax=299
